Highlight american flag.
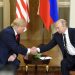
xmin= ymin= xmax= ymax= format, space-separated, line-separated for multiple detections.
xmin=16 ymin=0 xmax=30 ymax=23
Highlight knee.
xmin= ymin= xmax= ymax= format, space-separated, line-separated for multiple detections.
xmin=0 ymin=64 xmax=5 ymax=70
xmin=61 ymin=59 xmax=68 ymax=68
xmin=11 ymin=59 xmax=20 ymax=69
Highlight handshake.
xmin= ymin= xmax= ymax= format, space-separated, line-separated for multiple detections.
xmin=24 ymin=47 xmax=40 ymax=60
xmin=29 ymin=46 xmax=40 ymax=55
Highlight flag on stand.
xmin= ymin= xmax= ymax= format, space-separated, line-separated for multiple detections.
xmin=38 ymin=0 xmax=59 ymax=30
xmin=16 ymin=0 xmax=30 ymax=23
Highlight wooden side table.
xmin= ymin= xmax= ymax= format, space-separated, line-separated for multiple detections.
xmin=24 ymin=55 xmax=50 ymax=75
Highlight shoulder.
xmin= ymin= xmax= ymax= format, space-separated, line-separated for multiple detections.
xmin=0 ymin=26 xmax=16 ymax=40
xmin=0 ymin=26 xmax=14 ymax=37
xmin=69 ymin=28 xmax=75 ymax=30
xmin=53 ymin=32 xmax=61 ymax=37
xmin=68 ymin=28 xmax=75 ymax=32
xmin=3 ymin=26 xmax=14 ymax=34
xmin=52 ymin=32 xmax=62 ymax=40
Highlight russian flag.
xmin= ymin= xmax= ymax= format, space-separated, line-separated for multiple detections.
xmin=39 ymin=0 xmax=59 ymax=30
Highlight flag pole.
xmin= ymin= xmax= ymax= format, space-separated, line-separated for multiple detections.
xmin=42 ymin=23 xmax=44 ymax=44
xmin=38 ymin=23 xmax=45 ymax=47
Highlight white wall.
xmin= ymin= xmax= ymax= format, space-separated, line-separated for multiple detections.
xmin=70 ymin=0 xmax=75 ymax=28
xmin=3 ymin=0 xmax=10 ymax=28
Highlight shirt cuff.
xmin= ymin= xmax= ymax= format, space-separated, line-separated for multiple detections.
xmin=37 ymin=48 xmax=40 ymax=52
xmin=27 ymin=48 xmax=30 ymax=55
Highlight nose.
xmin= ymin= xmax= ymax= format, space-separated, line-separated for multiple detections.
xmin=23 ymin=27 xmax=27 ymax=32
xmin=56 ymin=29 xmax=58 ymax=32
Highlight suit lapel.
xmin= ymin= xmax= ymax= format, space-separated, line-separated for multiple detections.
xmin=58 ymin=33 xmax=63 ymax=43
xmin=68 ymin=28 xmax=73 ymax=44
xmin=9 ymin=26 xmax=20 ymax=42
xmin=9 ymin=26 xmax=16 ymax=37
xmin=68 ymin=28 xmax=75 ymax=47
xmin=59 ymin=34 xmax=64 ymax=46
xmin=55 ymin=33 xmax=64 ymax=47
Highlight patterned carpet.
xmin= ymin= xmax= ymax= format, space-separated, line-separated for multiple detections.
xmin=16 ymin=66 xmax=61 ymax=75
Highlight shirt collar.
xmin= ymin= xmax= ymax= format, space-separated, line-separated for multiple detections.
xmin=64 ymin=28 xmax=68 ymax=35
xmin=13 ymin=28 xmax=18 ymax=36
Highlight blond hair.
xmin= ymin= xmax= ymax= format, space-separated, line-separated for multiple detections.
xmin=11 ymin=18 xmax=27 ymax=27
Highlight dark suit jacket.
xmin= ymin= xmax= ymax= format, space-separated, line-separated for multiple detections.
xmin=39 ymin=28 xmax=75 ymax=58
xmin=0 ymin=26 xmax=27 ymax=64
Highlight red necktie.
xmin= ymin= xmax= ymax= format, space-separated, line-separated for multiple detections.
xmin=16 ymin=35 xmax=19 ymax=40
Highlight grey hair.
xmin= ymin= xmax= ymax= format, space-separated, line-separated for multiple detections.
xmin=55 ymin=19 xmax=67 ymax=26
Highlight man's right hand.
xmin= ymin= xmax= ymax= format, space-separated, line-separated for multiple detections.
xmin=30 ymin=47 xmax=38 ymax=55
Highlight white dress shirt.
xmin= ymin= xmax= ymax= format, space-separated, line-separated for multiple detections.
xmin=64 ymin=28 xmax=75 ymax=55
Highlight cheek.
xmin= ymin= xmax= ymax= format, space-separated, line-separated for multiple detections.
xmin=61 ymin=28 xmax=63 ymax=31
xmin=19 ymin=28 xmax=24 ymax=33
xmin=59 ymin=29 xmax=62 ymax=33
xmin=59 ymin=29 xmax=63 ymax=33
xmin=56 ymin=28 xmax=60 ymax=32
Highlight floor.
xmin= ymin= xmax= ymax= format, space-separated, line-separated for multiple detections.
xmin=16 ymin=66 xmax=61 ymax=75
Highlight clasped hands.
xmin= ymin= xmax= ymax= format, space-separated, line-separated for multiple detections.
xmin=30 ymin=46 xmax=39 ymax=55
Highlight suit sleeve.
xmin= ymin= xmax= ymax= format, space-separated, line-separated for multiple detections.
xmin=40 ymin=34 xmax=57 ymax=53
xmin=2 ymin=32 xmax=28 ymax=56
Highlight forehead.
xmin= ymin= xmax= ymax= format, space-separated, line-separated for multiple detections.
xmin=19 ymin=25 xmax=26 ymax=27
xmin=21 ymin=22 xmax=27 ymax=26
xmin=55 ymin=21 xmax=62 ymax=27
xmin=15 ymin=18 xmax=27 ymax=26
xmin=19 ymin=24 xmax=27 ymax=28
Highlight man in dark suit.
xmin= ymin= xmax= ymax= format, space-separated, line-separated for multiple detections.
xmin=0 ymin=18 xmax=37 ymax=70
xmin=31 ymin=19 xmax=75 ymax=75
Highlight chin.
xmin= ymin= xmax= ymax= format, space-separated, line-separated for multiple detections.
xmin=58 ymin=32 xmax=62 ymax=34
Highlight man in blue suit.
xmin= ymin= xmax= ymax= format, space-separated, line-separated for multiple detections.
xmin=32 ymin=19 xmax=75 ymax=75
xmin=0 ymin=18 xmax=37 ymax=70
